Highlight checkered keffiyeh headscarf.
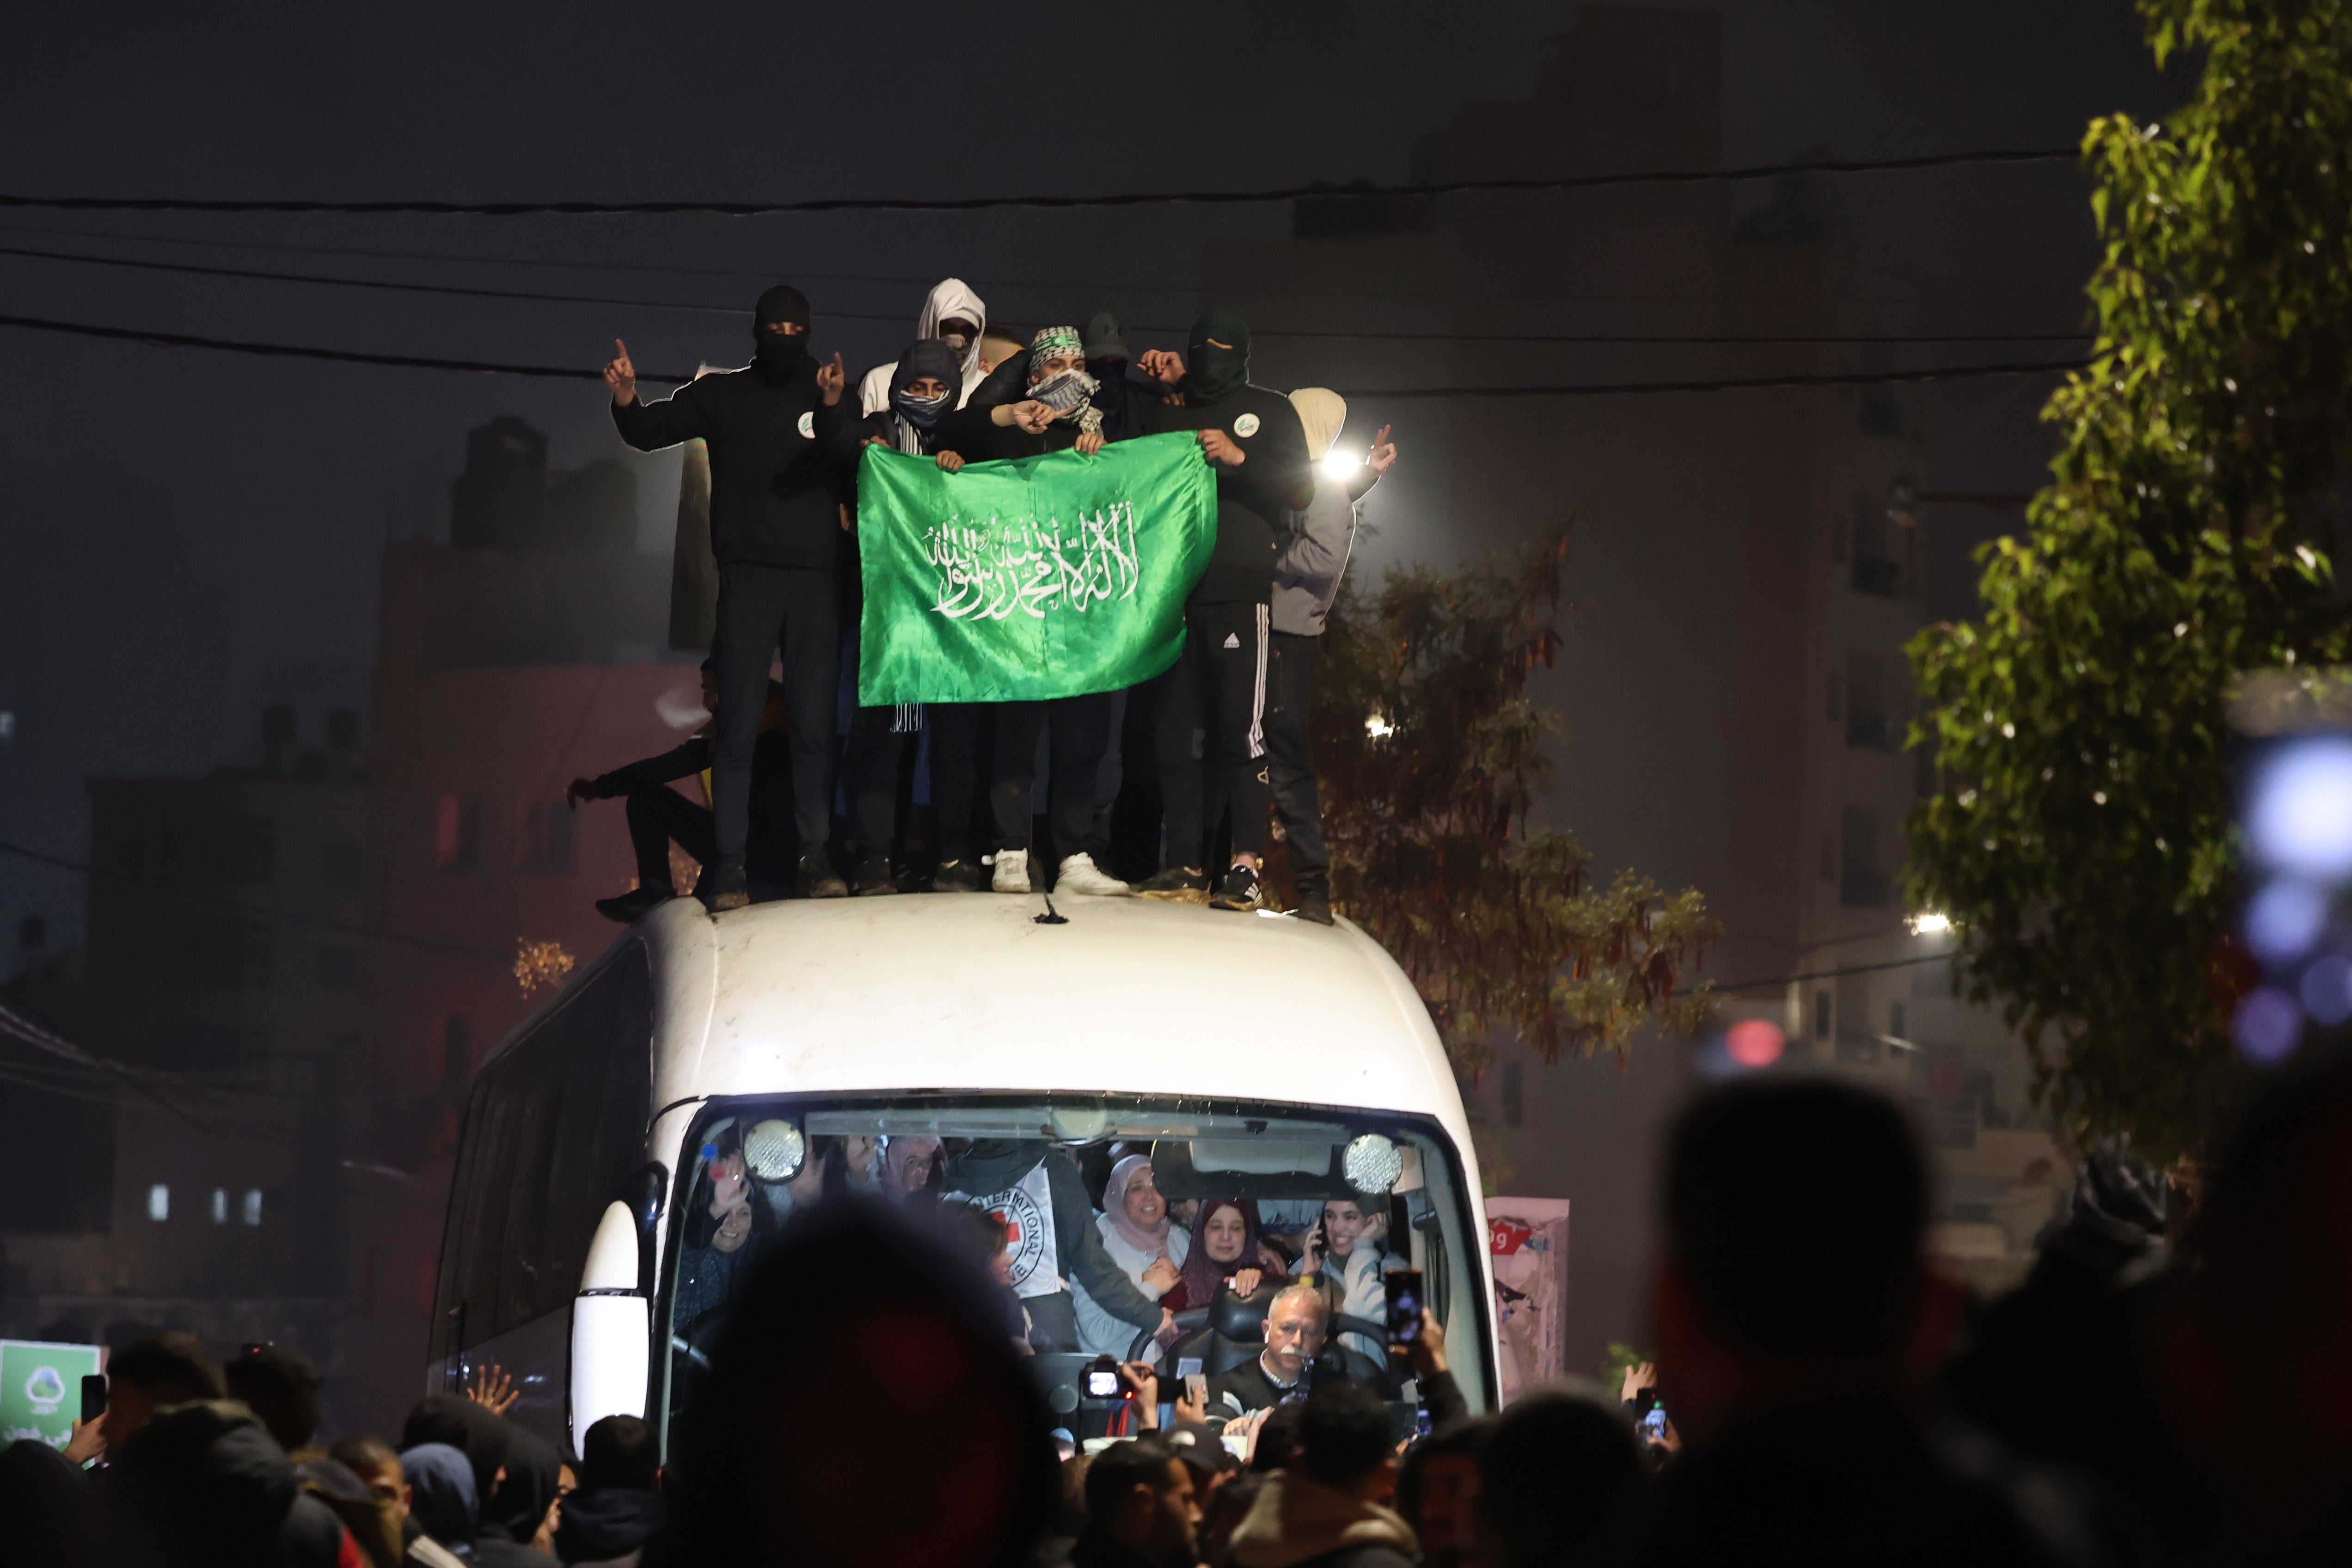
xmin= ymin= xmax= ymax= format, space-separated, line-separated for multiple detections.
xmin=1029 ymin=325 xmax=1083 ymax=362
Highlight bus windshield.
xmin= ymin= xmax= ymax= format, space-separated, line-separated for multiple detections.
xmin=660 ymin=1094 xmax=1488 ymax=1451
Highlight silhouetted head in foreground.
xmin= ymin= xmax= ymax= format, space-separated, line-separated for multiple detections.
xmin=1654 ymin=1077 xmax=1938 ymax=1447
xmin=662 ymin=1198 xmax=1062 ymax=1568
xmin=2165 ymin=1046 xmax=2352 ymax=1561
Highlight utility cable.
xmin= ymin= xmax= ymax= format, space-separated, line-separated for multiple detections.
xmin=0 ymin=146 xmax=2080 ymax=217
xmin=0 ymin=309 xmax=2089 ymax=393
xmin=0 ymin=239 xmax=2092 ymax=345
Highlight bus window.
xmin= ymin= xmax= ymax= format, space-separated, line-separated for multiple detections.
xmin=658 ymin=1096 xmax=1486 ymax=1455
xmin=433 ymin=943 xmax=652 ymax=1387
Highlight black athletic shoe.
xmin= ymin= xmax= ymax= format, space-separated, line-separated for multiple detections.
xmin=595 ymin=887 xmax=671 ymax=924
xmin=1135 ymin=866 xmax=1209 ymax=901
xmin=1294 ymin=883 xmax=1335 ymax=926
xmin=796 ymin=853 xmax=848 ymax=900
xmin=1210 ymin=863 xmax=1263 ymax=912
xmin=700 ymin=858 xmax=750 ymax=913
xmin=932 ymin=857 xmax=982 ymax=893
xmin=849 ymin=852 xmax=898 ymax=897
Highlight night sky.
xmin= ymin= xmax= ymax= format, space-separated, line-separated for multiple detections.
xmin=0 ymin=0 xmax=2173 ymax=950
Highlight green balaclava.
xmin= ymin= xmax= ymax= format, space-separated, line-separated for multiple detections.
xmin=1185 ymin=311 xmax=1251 ymax=404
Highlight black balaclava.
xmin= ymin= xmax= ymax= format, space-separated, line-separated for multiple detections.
xmin=1081 ymin=309 xmax=1129 ymax=375
xmin=753 ymin=284 xmax=812 ymax=378
xmin=1185 ymin=310 xmax=1250 ymax=404
xmin=887 ymin=338 xmax=963 ymax=454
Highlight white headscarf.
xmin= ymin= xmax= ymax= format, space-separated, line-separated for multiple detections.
xmin=858 ymin=277 xmax=992 ymax=416
xmin=1102 ymin=1154 xmax=1173 ymax=1259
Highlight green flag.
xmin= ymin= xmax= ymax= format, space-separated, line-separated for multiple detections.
xmin=857 ymin=432 xmax=1217 ymax=705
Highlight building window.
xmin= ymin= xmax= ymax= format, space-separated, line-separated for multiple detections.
xmin=159 ymin=815 xmax=279 ymax=885
xmin=1501 ymin=1062 xmax=1525 ymax=1129
xmin=320 ymin=841 xmax=362 ymax=884
xmin=1812 ymin=991 xmax=1832 ymax=1041
xmin=1890 ymin=1001 xmax=1908 ymax=1041
xmin=317 ymin=946 xmax=359 ymax=990
xmin=153 ymin=920 xmax=273 ymax=991
xmin=1850 ymin=499 xmax=1909 ymax=597
xmin=1840 ymin=807 xmax=1891 ymax=908
xmin=516 ymin=798 xmax=578 ymax=875
xmin=147 ymin=1184 xmax=170 ymax=1222
xmin=435 ymin=794 xmax=480 ymax=872
xmin=1845 ymin=652 xmax=1893 ymax=749
xmin=210 ymin=1188 xmax=228 ymax=1224
xmin=242 ymin=1189 xmax=264 ymax=1226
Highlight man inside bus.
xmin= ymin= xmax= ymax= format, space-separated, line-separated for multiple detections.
xmin=568 ymin=658 xmax=791 ymax=922
xmin=1208 ymin=1282 xmax=1338 ymax=1417
xmin=945 ymin=1139 xmax=1176 ymax=1353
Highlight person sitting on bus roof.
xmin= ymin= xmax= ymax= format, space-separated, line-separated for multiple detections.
xmin=1207 ymin=1282 xmax=1337 ymax=1417
xmin=1075 ymin=1154 xmax=1190 ymax=1358
xmin=568 ymin=658 xmax=791 ymax=922
xmin=944 ymin=1139 xmax=1176 ymax=1354
xmin=1164 ymin=1198 xmax=1288 ymax=1312
xmin=673 ymin=1125 xmax=779 ymax=1332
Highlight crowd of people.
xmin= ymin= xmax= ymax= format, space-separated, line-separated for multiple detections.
xmin=9 ymin=1053 xmax=2344 ymax=1567
xmin=565 ymin=280 xmax=1397 ymax=925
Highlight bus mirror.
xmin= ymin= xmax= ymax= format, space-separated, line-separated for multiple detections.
xmin=570 ymin=1288 xmax=650 ymax=1455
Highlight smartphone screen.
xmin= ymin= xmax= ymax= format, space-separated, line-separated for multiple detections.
xmin=1640 ymin=1404 xmax=1668 ymax=1441
xmin=1185 ymin=1372 xmax=1208 ymax=1409
xmin=1085 ymin=1369 xmax=1121 ymax=1397
xmin=80 ymin=1374 xmax=106 ymax=1424
xmin=1384 ymin=1269 xmax=1425 ymax=1344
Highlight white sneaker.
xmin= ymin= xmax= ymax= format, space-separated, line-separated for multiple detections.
xmin=1055 ymin=852 xmax=1131 ymax=896
xmin=991 ymin=850 xmax=1032 ymax=894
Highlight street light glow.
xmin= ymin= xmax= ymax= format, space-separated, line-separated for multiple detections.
xmin=1907 ymin=910 xmax=1952 ymax=935
xmin=1321 ymin=451 xmax=1362 ymax=482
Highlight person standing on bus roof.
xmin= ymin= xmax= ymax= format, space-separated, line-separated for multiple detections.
xmin=605 ymin=286 xmax=862 ymax=908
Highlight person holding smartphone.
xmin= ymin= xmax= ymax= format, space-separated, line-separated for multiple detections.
xmin=1297 ymin=1197 xmax=1389 ymax=1364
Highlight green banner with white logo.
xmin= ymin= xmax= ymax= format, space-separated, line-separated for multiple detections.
xmin=0 ymin=1339 xmax=102 ymax=1451
xmin=855 ymin=432 xmax=1217 ymax=705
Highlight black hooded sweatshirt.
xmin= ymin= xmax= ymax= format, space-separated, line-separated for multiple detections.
xmin=108 ymin=1401 xmax=349 ymax=1568
xmin=611 ymin=354 xmax=860 ymax=572
xmin=1146 ymin=383 xmax=1312 ymax=606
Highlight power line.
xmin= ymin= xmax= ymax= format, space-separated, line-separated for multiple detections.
xmin=1335 ymin=358 xmax=2084 ymax=398
xmin=0 ymin=837 xmax=515 ymax=968
xmin=0 ymin=308 xmax=2090 ymax=394
xmin=0 ymin=147 xmax=2080 ymax=218
xmin=0 ymin=239 xmax=2090 ymax=346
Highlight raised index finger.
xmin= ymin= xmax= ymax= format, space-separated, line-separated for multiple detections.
xmin=614 ymin=338 xmax=631 ymax=362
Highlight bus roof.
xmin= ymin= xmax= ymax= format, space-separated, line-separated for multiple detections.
xmin=634 ymin=893 xmax=1468 ymax=1138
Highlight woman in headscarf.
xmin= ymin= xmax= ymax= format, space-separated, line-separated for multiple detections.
xmin=840 ymin=337 xmax=972 ymax=894
xmin=1165 ymin=1197 xmax=1288 ymax=1313
xmin=1072 ymin=1155 xmax=1192 ymax=1356
xmin=672 ymin=1123 xmax=779 ymax=1332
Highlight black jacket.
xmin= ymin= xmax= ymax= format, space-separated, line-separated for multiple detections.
xmin=611 ymin=361 xmax=859 ymax=571
xmin=1147 ymin=384 xmax=1313 ymax=606
xmin=965 ymin=350 xmax=1173 ymax=445
xmin=934 ymin=398 xmax=1096 ymax=463
xmin=554 ymin=1486 xmax=668 ymax=1565
xmin=107 ymin=1401 xmax=349 ymax=1568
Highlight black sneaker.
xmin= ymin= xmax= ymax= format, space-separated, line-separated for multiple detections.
xmin=700 ymin=858 xmax=750 ymax=913
xmin=796 ymin=853 xmax=848 ymax=900
xmin=933 ymin=857 xmax=982 ymax=893
xmin=1210 ymin=863 xmax=1263 ymax=912
xmin=594 ymin=887 xmax=672 ymax=924
xmin=1293 ymin=876 xmax=1335 ymax=926
xmin=1135 ymin=866 xmax=1209 ymax=902
xmin=849 ymin=852 xmax=898 ymax=897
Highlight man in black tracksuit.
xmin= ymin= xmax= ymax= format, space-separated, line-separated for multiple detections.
xmin=1136 ymin=311 xmax=1314 ymax=912
xmin=605 ymin=286 xmax=860 ymax=906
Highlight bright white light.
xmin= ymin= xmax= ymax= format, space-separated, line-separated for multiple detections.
xmin=1365 ymin=713 xmax=1396 ymax=739
xmin=2248 ymin=736 xmax=2352 ymax=878
xmin=1343 ymin=1133 xmax=1405 ymax=1194
xmin=2247 ymin=879 xmax=2329 ymax=963
xmin=210 ymin=1188 xmax=227 ymax=1225
xmin=146 ymin=1184 xmax=170 ymax=1223
xmin=742 ymin=1119 xmax=806 ymax=1181
xmin=1321 ymin=451 xmax=1362 ymax=482
xmin=242 ymin=1188 xmax=264 ymax=1226
xmin=1906 ymin=911 xmax=1952 ymax=936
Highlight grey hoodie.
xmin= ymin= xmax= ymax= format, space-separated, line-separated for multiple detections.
xmin=1227 ymin=1471 xmax=1419 ymax=1568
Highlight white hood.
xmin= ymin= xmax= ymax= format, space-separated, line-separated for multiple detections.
xmin=861 ymin=277 xmax=991 ymax=415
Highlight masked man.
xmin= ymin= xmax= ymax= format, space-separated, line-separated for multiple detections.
xmin=606 ymin=286 xmax=860 ymax=906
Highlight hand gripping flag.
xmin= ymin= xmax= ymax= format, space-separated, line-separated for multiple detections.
xmin=855 ymin=431 xmax=1217 ymax=704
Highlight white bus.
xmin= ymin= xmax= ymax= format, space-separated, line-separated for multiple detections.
xmin=427 ymin=894 xmax=1497 ymax=1456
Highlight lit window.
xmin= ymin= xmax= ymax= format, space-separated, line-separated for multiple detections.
xmin=242 ymin=1189 xmax=264 ymax=1226
xmin=146 ymin=1184 xmax=170 ymax=1222
xmin=210 ymin=1188 xmax=228 ymax=1224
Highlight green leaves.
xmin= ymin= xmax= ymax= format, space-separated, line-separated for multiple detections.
xmin=1316 ymin=520 xmax=1716 ymax=1079
xmin=1907 ymin=0 xmax=2352 ymax=1164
